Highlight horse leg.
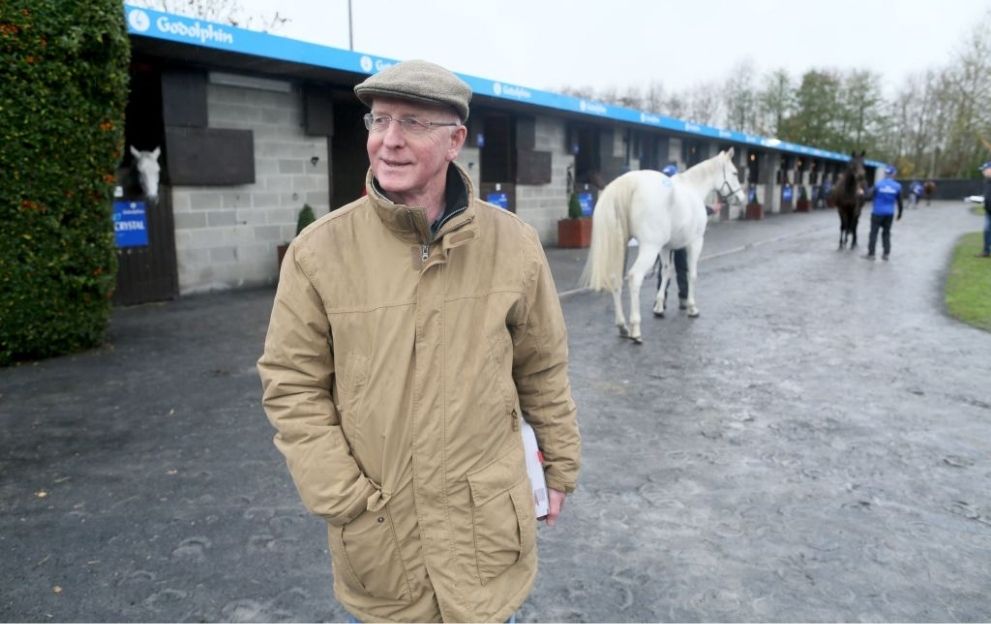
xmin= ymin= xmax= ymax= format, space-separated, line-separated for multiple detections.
xmin=838 ymin=211 xmax=847 ymax=250
xmin=684 ymin=241 xmax=703 ymax=318
xmin=611 ymin=285 xmax=629 ymax=338
xmin=850 ymin=210 xmax=860 ymax=249
xmin=652 ymin=248 xmax=672 ymax=318
xmin=628 ymin=244 xmax=661 ymax=344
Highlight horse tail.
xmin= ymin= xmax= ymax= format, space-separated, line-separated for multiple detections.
xmin=580 ymin=181 xmax=628 ymax=292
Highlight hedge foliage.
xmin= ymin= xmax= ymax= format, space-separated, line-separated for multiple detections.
xmin=0 ymin=0 xmax=130 ymax=365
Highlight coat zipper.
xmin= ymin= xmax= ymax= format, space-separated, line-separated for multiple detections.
xmin=420 ymin=244 xmax=429 ymax=263
xmin=511 ymin=408 xmax=518 ymax=432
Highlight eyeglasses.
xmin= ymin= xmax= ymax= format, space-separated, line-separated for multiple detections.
xmin=363 ymin=113 xmax=460 ymax=135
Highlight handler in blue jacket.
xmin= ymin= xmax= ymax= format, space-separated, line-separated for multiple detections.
xmin=657 ymin=163 xmax=689 ymax=307
xmin=864 ymin=164 xmax=904 ymax=261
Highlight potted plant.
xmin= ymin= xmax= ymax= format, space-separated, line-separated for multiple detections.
xmin=277 ymin=204 xmax=316 ymax=267
xmin=557 ymin=192 xmax=592 ymax=248
xmin=795 ymin=185 xmax=811 ymax=212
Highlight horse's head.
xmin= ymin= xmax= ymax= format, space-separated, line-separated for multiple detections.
xmin=717 ymin=148 xmax=746 ymax=206
xmin=130 ymin=145 xmax=161 ymax=202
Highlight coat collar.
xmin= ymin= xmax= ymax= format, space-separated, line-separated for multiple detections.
xmin=366 ymin=162 xmax=477 ymax=245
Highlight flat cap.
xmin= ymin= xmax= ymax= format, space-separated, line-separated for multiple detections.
xmin=354 ymin=59 xmax=472 ymax=121
xmin=980 ymin=161 xmax=991 ymax=171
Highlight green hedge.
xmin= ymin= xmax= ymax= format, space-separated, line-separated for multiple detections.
xmin=0 ymin=0 xmax=130 ymax=365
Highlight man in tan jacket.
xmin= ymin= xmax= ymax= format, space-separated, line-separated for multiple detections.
xmin=257 ymin=59 xmax=581 ymax=623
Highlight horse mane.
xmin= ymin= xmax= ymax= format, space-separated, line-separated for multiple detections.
xmin=679 ymin=155 xmax=722 ymax=188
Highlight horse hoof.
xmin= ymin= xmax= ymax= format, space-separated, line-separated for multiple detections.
xmin=617 ymin=326 xmax=630 ymax=338
xmin=652 ymin=310 xmax=665 ymax=318
xmin=687 ymin=310 xmax=700 ymax=318
xmin=631 ymin=335 xmax=643 ymax=345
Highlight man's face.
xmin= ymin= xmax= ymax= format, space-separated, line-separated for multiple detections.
xmin=366 ymin=97 xmax=466 ymax=203
xmin=983 ymin=167 xmax=991 ymax=179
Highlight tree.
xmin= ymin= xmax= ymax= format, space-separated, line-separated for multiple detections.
xmin=685 ymin=83 xmax=722 ymax=125
xmin=643 ymin=81 xmax=666 ymax=115
xmin=559 ymin=84 xmax=597 ymax=100
xmin=554 ymin=6 xmax=991 ymax=178
xmin=838 ymin=69 xmax=884 ymax=153
xmin=129 ymin=0 xmax=287 ymax=31
xmin=756 ymin=68 xmax=794 ymax=137
xmin=0 ymin=0 xmax=130 ymax=364
xmin=939 ymin=10 xmax=991 ymax=176
xmin=722 ymin=60 xmax=758 ymax=134
xmin=617 ymin=84 xmax=643 ymax=110
xmin=781 ymin=69 xmax=841 ymax=148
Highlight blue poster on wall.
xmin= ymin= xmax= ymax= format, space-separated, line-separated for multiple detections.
xmin=113 ymin=200 xmax=149 ymax=248
xmin=781 ymin=184 xmax=793 ymax=203
xmin=578 ymin=192 xmax=594 ymax=216
xmin=748 ymin=187 xmax=757 ymax=204
xmin=486 ymin=192 xmax=509 ymax=210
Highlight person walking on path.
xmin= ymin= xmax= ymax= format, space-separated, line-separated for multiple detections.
xmin=909 ymin=179 xmax=924 ymax=208
xmin=864 ymin=164 xmax=904 ymax=261
xmin=980 ymin=161 xmax=991 ymax=257
xmin=257 ymin=59 xmax=581 ymax=623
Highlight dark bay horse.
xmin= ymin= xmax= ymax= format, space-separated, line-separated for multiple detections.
xmin=828 ymin=150 xmax=867 ymax=249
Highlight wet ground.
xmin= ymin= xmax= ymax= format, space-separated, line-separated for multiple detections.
xmin=2 ymin=202 xmax=989 ymax=622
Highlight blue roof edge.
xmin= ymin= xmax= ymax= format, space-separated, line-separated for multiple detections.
xmin=123 ymin=4 xmax=887 ymax=168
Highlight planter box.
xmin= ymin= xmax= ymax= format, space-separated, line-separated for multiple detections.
xmin=745 ymin=203 xmax=764 ymax=220
xmin=557 ymin=218 xmax=592 ymax=248
xmin=795 ymin=198 xmax=811 ymax=213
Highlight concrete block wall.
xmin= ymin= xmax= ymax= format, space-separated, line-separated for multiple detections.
xmin=759 ymin=152 xmax=781 ymax=214
xmin=454 ymin=146 xmax=481 ymax=196
xmin=171 ymin=82 xmax=329 ymax=294
xmin=514 ymin=116 xmax=574 ymax=245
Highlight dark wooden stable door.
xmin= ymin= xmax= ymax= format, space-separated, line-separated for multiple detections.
xmin=112 ymin=187 xmax=179 ymax=306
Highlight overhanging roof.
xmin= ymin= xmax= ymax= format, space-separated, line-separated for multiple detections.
xmin=124 ymin=4 xmax=885 ymax=168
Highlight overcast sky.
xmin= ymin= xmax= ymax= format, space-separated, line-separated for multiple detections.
xmin=233 ymin=0 xmax=989 ymax=98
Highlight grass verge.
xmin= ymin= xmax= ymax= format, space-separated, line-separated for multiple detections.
xmin=945 ymin=231 xmax=991 ymax=332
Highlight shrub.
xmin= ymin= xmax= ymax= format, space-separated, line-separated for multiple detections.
xmin=296 ymin=204 xmax=316 ymax=236
xmin=568 ymin=192 xmax=582 ymax=219
xmin=0 ymin=0 xmax=130 ymax=365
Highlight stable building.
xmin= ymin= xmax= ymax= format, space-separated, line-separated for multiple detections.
xmin=117 ymin=4 xmax=884 ymax=305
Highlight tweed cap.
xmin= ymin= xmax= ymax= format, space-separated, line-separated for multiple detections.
xmin=354 ymin=59 xmax=472 ymax=121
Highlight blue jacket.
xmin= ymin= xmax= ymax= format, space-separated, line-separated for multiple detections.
xmin=984 ymin=178 xmax=991 ymax=215
xmin=870 ymin=178 xmax=903 ymax=217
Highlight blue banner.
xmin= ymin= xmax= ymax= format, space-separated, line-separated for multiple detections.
xmin=486 ymin=192 xmax=509 ymax=210
xmin=113 ymin=200 xmax=149 ymax=248
xmin=781 ymin=185 xmax=793 ymax=203
xmin=123 ymin=4 xmax=889 ymax=170
xmin=578 ymin=192 xmax=594 ymax=217
xmin=748 ymin=187 xmax=758 ymax=204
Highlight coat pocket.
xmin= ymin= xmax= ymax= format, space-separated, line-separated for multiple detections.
xmin=327 ymin=506 xmax=411 ymax=602
xmin=467 ymin=451 xmax=536 ymax=584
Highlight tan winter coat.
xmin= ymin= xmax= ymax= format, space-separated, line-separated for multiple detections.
xmin=258 ymin=163 xmax=581 ymax=623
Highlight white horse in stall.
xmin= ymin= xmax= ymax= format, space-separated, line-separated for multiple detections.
xmin=129 ymin=145 xmax=161 ymax=202
xmin=580 ymin=148 xmax=746 ymax=344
